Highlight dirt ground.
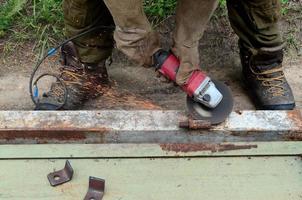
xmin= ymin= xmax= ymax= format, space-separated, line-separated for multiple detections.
xmin=0 ymin=15 xmax=301 ymax=111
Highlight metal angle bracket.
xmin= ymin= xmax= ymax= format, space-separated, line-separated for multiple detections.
xmin=47 ymin=160 xmax=74 ymax=186
xmin=84 ymin=176 xmax=105 ymax=200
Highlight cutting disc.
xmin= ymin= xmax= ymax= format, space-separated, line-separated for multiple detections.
xmin=186 ymin=80 xmax=234 ymax=125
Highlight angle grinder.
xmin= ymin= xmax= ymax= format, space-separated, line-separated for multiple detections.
xmin=153 ymin=49 xmax=233 ymax=124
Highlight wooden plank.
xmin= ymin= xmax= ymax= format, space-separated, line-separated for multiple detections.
xmin=0 ymin=157 xmax=301 ymax=199
xmin=0 ymin=142 xmax=301 ymax=159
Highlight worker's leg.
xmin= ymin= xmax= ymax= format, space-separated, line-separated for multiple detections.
xmin=226 ymin=0 xmax=283 ymax=51
xmin=173 ymin=0 xmax=219 ymax=85
xmin=63 ymin=0 xmax=114 ymax=63
xmin=227 ymin=0 xmax=295 ymax=110
xmin=103 ymin=0 xmax=160 ymax=66
xmin=38 ymin=0 xmax=115 ymax=110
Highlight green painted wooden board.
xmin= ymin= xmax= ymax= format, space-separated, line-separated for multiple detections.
xmin=0 ymin=142 xmax=302 ymax=159
xmin=0 ymin=143 xmax=301 ymax=199
xmin=0 ymin=157 xmax=301 ymax=200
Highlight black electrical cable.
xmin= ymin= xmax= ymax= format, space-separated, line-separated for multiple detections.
xmin=29 ymin=25 xmax=115 ymax=110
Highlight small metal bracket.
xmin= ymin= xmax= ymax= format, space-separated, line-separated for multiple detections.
xmin=47 ymin=160 xmax=74 ymax=186
xmin=84 ymin=176 xmax=105 ymax=200
xmin=179 ymin=117 xmax=211 ymax=130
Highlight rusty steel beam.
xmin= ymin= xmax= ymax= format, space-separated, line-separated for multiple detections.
xmin=0 ymin=110 xmax=301 ymax=144
xmin=0 ymin=110 xmax=301 ymax=132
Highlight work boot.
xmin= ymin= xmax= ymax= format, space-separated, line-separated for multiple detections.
xmin=39 ymin=41 xmax=110 ymax=110
xmin=240 ymin=44 xmax=295 ymax=110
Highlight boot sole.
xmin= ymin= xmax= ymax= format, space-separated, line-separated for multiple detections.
xmin=261 ymin=103 xmax=296 ymax=110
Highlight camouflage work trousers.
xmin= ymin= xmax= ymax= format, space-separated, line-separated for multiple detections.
xmin=63 ymin=0 xmax=283 ymax=85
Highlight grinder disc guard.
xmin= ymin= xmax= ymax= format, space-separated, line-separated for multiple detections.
xmin=186 ymin=80 xmax=233 ymax=125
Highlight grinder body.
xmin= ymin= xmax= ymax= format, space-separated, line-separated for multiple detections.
xmin=153 ymin=50 xmax=223 ymax=109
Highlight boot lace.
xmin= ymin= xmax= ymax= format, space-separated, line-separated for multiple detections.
xmin=249 ymin=56 xmax=286 ymax=97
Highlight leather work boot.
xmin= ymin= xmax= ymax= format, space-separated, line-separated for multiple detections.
xmin=240 ymin=44 xmax=295 ymax=110
xmin=38 ymin=41 xmax=110 ymax=110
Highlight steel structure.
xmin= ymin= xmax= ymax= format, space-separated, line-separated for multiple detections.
xmin=0 ymin=110 xmax=301 ymax=199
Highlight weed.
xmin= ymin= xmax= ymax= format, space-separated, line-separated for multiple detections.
xmin=1 ymin=0 xmax=63 ymax=55
xmin=144 ymin=0 xmax=177 ymax=25
xmin=0 ymin=0 xmax=27 ymax=37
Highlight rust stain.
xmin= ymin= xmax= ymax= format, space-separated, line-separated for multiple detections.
xmin=0 ymin=131 xmax=87 ymax=141
xmin=287 ymin=110 xmax=302 ymax=130
xmin=283 ymin=110 xmax=302 ymax=141
xmin=179 ymin=118 xmax=211 ymax=129
xmin=188 ymin=118 xmax=211 ymax=129
xmin=30 ymin=118 xmax=112 ymax=133
xmin=284 ymin=133 xmax=302 ymax=141
xmin=160 ymin=143 xmax=258 ymax=153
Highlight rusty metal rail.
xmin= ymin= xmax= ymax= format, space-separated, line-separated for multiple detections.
xmin=0 ymin=110 xmax=301 ymax=144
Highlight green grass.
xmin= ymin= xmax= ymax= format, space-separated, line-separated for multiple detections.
xmin=0 ymin=0 xmax=300 ymax=55
xmin=144 ymin=0 xmax=177 ymax=25
xmin=0 ymin=0 xmax=64 ymax=55
xmin=2 ymin=0 xmax=178 ymax=43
